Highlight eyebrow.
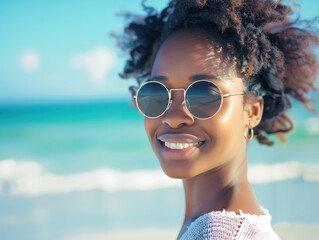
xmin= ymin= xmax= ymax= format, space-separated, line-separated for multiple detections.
xmin=148 ymin=74 xmax=223 ymax=82
xmin=148 ymin=76 xmax=168 ymax=82
xmin=189 ymin=74 xmax=221 ymax=82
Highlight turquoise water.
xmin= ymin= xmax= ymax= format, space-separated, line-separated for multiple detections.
xmin=0 ymin=100 xmax=318 ymax=172
xmin=0 ymin=100 xmax=318 ymax=240
xmin=0 ymin=101 xmax=159 ymax=174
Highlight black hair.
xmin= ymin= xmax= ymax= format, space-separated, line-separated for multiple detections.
xmin=113 ymin=0 xmax=319 ymax=146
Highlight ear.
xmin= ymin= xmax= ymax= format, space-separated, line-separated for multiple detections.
xmin=245 ymin=96 xmax=264 ymax=128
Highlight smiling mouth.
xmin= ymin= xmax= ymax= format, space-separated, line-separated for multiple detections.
xmin=159 ymin=140 xmax=205 ymax=150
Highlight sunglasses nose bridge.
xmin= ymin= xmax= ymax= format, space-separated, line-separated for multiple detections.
xmin=167 ymin=88 xmax=186 ymax=107
xmin=161 ymin=88 xmax=195 ymax=128
xmin=165 ymin=88 xmax=195 ymax=120
xmin=168 ymin=88 xmax=186 ymax=94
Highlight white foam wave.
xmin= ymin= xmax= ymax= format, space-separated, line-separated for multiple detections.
xmin=0 ymin=159 xmax=318 ymax=196
xmin=0 ymin=159 xmax=181 ymax=196
xmin=248 ymin=161 xmax=319 ymax=184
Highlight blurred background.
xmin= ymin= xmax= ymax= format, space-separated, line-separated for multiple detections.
xmin=0 ymin=0 xmax=318 ymax=239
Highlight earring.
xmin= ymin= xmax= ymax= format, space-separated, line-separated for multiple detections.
xmin=244 ymin=127 xmax=254 ymax=142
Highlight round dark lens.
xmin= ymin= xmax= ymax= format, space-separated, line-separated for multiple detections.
xmin=136 ymin=82 xmax=169 ymax=118
xmin=186 ymin=81 xmax=222 ymax=118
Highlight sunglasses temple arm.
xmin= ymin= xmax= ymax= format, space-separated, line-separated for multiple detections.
xmin=130 ymin=96 xmax=137 ymax=108
xmin=222 ymin=91 xmax=247 ymax=98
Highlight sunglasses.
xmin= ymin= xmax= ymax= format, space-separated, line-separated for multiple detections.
xmin=133 ymin=80 xmax=247 ymax=119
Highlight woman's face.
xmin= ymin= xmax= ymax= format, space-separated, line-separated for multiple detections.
xmin=144 ymin=30 xmax=250 ymax=179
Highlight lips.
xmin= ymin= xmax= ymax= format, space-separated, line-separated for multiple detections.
xmin=157 ymin=133 xmax=205 ymax=144
xmin=157 ymin=133 xmax=205 ymax=158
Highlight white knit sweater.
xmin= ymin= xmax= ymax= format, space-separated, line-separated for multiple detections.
xmin=179 ymin=206 xmax=280 ymax=240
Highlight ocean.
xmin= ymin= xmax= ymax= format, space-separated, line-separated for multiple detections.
xmin=0 ymin=99 xmax=318 ymax=240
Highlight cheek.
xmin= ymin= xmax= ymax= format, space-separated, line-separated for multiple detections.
xmin=144 ymin=117 xmax=164 ymax=163
xmin=219 ymin=99 xmax=245 ymax=133
xmin=205 ymin=98 xmax=245 ymax=157
xmin=144 ymin=117 xmax=160 ymax=143
xmin=144 ymin=118 xmax=153 ymax=139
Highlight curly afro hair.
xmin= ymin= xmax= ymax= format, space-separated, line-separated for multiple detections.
xmin=113 ymin=0 xmax=319 ymax=146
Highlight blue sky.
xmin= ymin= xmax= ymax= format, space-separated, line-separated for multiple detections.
xmin=0 ymin=0 xmax=318 ymax=103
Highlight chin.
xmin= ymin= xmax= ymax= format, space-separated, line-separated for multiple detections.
xmin=160 ymin=162 xmax=201 ymax=179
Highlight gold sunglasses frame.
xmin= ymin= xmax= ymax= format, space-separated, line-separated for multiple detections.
xmin=133 ymin=80 xmax=247 ymax=120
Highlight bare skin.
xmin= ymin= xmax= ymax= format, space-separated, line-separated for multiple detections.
xmin=142 ymin=30 xmax=265 ymax=238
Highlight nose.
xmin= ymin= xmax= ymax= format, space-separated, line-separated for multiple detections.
xmin=161 ymin=91 xmax=195 ymax=128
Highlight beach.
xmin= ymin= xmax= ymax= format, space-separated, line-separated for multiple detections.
xmin=61 ymin=224 xmax=319 ymax=240
xmin=0 ymin=100 xmax=318 ymax=240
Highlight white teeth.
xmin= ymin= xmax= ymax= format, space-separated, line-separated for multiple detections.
xmin=164 ymin=141 xmax=201 ymax=150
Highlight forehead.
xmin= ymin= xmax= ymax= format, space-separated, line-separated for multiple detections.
xmin=151 ymin=30 xmax=237 ymax=81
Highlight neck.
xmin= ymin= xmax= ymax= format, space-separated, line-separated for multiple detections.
xmin=181 ymin=145 xmax=261 ymax=225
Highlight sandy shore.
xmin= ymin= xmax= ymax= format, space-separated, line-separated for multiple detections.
xmin=64 ymin=223 xmax=319 ymax=240
xmin=273 ymin=223 xmax=319 ymax=240
xmin=63 ymin=228 xmax=178 ymax=240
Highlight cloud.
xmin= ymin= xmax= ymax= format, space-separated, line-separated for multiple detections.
xmin=70 ymin=46 xmax=115 ymax=84
xmin=21 ymin=50 xmax=40 ymax=72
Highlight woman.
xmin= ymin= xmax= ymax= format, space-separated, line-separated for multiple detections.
xmin=115 ymin=0 xmax=319 ymax=239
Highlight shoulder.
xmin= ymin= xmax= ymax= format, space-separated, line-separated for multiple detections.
xmin=179 ymin=206 xmax=281 ymax=240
